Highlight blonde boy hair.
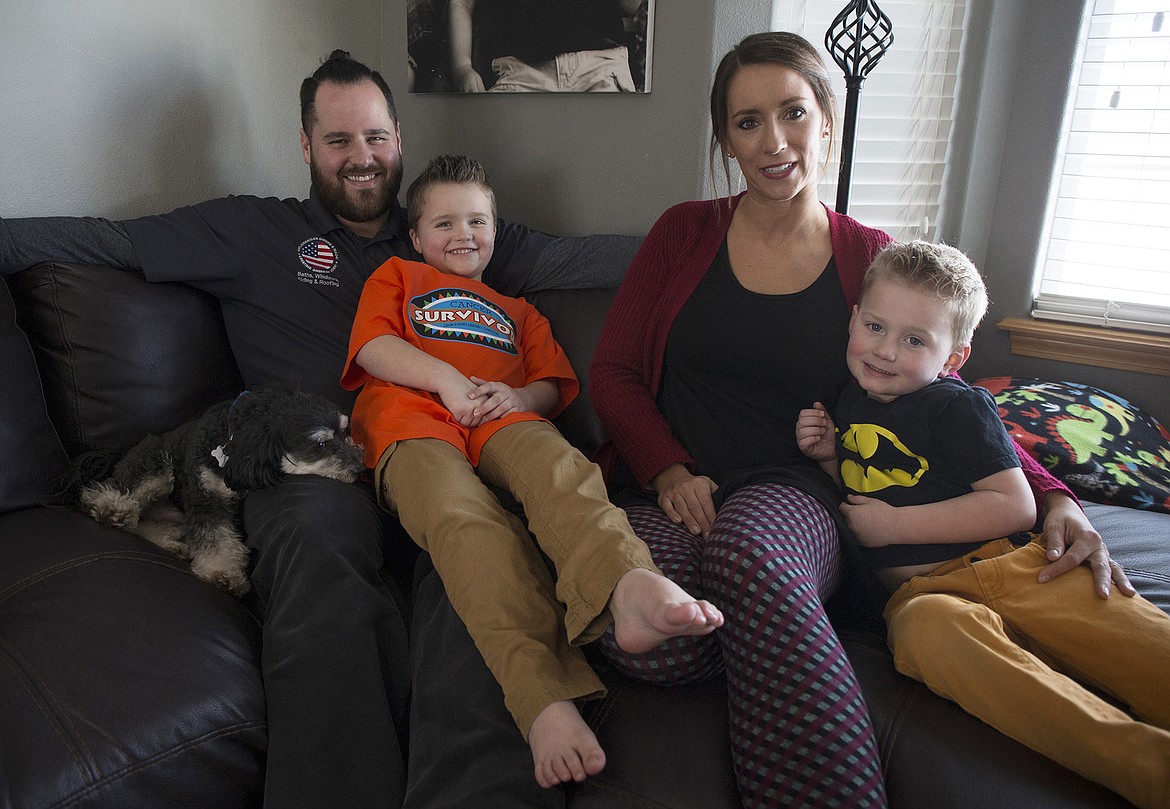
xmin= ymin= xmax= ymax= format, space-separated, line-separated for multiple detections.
xmin=861 ymin=240 xmax=989 ymax=347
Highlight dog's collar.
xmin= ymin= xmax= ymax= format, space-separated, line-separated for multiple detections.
xmin=212 ymin=390 xmax=251 ymax=468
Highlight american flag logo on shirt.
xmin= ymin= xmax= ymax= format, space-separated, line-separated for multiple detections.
xmin=297 ymin=237 xmax=338 ymax=273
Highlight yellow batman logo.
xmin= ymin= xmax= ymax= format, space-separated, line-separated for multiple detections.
xmin=839 ymin=423 xmax=929 ymax=493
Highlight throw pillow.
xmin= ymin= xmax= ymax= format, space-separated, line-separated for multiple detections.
xmin=977 ymin=376 xmax=1170 ymax=514
xmin=7 ymin=262 xmax=244 ymax=457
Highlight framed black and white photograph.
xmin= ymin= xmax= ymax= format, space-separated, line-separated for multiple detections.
xmin=408 ymin=0 xmax=654 ymax=93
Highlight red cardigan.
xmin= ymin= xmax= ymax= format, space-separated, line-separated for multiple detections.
xmin=588 ymin=195 xmax=1073 ymax=511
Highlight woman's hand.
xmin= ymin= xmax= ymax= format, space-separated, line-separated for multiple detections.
xmin=1037 ymin=491 xmax=1136 ymax=599
xmin=652 ymin=463 xmax=718 ymax=538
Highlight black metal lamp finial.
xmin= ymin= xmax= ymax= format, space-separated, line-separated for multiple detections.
xmin=825 ymin=1 xmax=894 ymax=215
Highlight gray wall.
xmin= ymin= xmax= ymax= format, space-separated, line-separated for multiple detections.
xmin=0 ymin=0 xmax=382 ymax=219
xmin=0 ymin=0 xmax=771 ymax=235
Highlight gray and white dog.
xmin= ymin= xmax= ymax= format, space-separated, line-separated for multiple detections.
xmin=78 ymin=387 xmax=365 ymax=595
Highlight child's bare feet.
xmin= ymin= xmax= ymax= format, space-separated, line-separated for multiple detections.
xmin=610 ymin=568 xmax=723 ymax=654
xmin=529 ymin=700 xmax=606 ymax=788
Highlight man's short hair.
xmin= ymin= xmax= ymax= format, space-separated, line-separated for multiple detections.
xmin=300 ymin=49 xmax=397 ymax=134
xmin=405 ymin=154 xmax=497 ymax=231
xmin=861 ymin=240 xmax=989 ymax=347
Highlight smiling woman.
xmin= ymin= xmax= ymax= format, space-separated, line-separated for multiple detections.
xmin=588 ymin=28 xmax=1142 ymax=809
xmin=590 ymin=31 xmax=892 ymax=809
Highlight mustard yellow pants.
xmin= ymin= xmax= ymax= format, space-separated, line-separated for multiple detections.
xmin=376 ymin=421 xmax=658 ymax=738
xmin=884 ymin=538 xmax=1170 ymax=809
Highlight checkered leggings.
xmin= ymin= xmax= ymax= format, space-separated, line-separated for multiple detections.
xmin=597 ymin=483 xmax=888 ymax=808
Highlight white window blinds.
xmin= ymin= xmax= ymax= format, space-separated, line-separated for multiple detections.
xmin=1034 ymin=0 xmax=1170 ymax=334
xmin=771 ymin=0 xmax=966 ymax=242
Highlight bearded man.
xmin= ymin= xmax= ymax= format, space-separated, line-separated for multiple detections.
xmin=1 ymin=49 xmax=636 ymax=809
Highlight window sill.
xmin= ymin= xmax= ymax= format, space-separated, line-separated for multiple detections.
xmin=997 ymin=317 xmax=1170 ymax=377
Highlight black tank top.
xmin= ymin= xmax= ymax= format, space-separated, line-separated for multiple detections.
xmin=657 ymin=241 xmax=850 ymax=499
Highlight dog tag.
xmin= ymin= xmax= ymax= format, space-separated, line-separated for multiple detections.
xmin=211 ymin=445 xmax=229 ymax=467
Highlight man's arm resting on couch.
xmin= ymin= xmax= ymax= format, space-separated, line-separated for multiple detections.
xmin=1 ymin=216 xmax=141 ymax=276
xmin=526 ymin=233 xmax=642 ymax=292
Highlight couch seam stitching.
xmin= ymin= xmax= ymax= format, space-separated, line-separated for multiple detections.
xmin=42 ymin=265 xmax=86 ymax=450
xmin=43 ymin=721 xmax=267 ymax=809
xmin=0 ymin=552 xmax=192 ymax=603
xmin=1 ymin=637 xmax=95 ymax=782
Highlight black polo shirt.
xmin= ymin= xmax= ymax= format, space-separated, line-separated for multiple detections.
xmin=123 ymin=189 xmax=550 ymax=411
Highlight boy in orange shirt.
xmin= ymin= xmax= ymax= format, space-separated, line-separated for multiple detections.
xmin=343 ymin=155 xmax=722 ymax=789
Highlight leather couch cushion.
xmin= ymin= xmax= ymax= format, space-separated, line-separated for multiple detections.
xmin=527 ymin=287 xmax=617 ymax=458
xmin=572 ymin=659 xmax=741 ymax=809
xmin=0 ymin=507 xmax=266 ymax=809
xmin=1082 ymin=500 xmax=1170 ymax=612
xmin=7 ymin=262 xmax=244 ymax=456
xmin=0 ymin=278 xmax=69 ymax=512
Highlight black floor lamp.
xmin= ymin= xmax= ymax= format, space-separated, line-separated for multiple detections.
xmin=825 ymin=0 xmax=894 ymax=215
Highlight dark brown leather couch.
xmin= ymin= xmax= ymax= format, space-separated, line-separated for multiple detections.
xmin=3 ymin=257 xmax=1159 ymax=809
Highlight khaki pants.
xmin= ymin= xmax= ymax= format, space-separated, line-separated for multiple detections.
xmin=488 ymin=46 xmax=636 ymax=93
xmin=885 ymin=538 xmax=1170 ymax=809
xmin=376 ymin=421 xmax=657 ymax=737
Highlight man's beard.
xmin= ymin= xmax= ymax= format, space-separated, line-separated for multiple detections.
xmin=310 ymin=156 xmax=403 ymax=225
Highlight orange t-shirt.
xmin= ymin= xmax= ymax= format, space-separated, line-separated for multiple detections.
xmin=341 ymin=257 xmax=579 ymax=467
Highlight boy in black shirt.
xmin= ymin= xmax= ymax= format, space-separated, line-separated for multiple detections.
xmin=797 ymin=241 xmax=1170 ymax=809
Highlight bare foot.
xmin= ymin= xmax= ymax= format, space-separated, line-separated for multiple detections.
xmin=610 ymin=568 xmax=724 ymax=654
xmin=529 ymin=701 xmax=606 ymax=788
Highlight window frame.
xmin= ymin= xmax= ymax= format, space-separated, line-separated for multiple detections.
xmin=1030 ymin=0 xmax=1170 ymax=336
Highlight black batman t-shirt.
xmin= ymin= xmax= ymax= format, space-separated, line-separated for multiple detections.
xmin=835 ymin=376 xmax=1022 ymax=567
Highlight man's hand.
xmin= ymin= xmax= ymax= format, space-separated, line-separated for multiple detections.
xmin=452 ymin=66 xmax=486 ymax=93
xmin=652 ymin=463 xmax=718 ymax=538
xmin=1037 ymin=491 xmax=1136 ymax=599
